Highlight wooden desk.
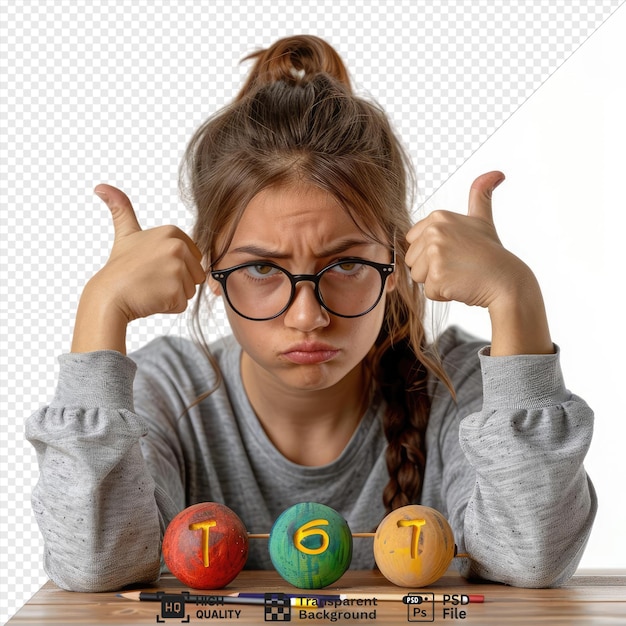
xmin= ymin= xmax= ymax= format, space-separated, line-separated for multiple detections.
xmin=7 ymin=569 xmax=626 ymax=625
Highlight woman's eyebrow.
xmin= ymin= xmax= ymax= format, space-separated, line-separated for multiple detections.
xmin=229 ymin=244 xmax=290 ymax=259
xmin=230 ymin=238 xmax=377 ymax=259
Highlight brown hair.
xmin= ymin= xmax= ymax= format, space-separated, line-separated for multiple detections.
xmin=179 ymin=35 xmax=452 ymax=514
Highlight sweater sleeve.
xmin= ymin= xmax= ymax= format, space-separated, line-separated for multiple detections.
xmin=25 ymin=350 xmax=175 ymax=592
xmin=455 ymin=346 xmax=597 ymax=587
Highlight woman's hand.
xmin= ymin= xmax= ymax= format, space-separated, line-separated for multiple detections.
xmin=405 ymin=172 xmax=553 ymax=356
xmin=71 ymin=185 xmax=206 ymax=354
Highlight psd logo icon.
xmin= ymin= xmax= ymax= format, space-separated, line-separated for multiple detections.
xmin=264 ymin=593 xmax=291 ymax=621
xmin=404 ymin=592 xmax=434 ymax=622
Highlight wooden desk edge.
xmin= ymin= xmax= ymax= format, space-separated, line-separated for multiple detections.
xmin=8 ymin=568 xmax=626 ymax=625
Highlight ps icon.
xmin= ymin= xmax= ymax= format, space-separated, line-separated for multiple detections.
xmin=405 ymin=593 xmax=434 ymax=622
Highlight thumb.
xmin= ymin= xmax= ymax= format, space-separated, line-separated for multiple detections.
xmin=467 ymin=171 xmax=505 ymax=224
xmin=94 ymin=184 xmax=142 ymax=239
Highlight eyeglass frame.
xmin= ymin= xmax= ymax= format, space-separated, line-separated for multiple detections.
xmin=210 ymin=252 xmax=395 ymax=321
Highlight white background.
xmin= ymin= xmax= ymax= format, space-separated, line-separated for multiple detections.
xmin=2 ymin=1 xmax=625 ymax=623
xmin=430 ymin=8 xmax=626 ymax=577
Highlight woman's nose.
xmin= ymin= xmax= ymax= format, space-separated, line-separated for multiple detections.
xmin=282 ymin=282 xmax=330 ymax=331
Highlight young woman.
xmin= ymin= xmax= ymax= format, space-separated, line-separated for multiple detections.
xmin=26 ymin=35 xmax=596 ymax=592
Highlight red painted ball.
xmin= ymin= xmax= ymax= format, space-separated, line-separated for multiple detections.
xmin=162 ymin=502 xmax=249 ymax=589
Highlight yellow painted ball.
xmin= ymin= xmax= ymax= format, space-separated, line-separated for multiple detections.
xmin=373 ymin=505 xmax=455 ymax=587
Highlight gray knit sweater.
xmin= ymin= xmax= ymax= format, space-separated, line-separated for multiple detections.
xmin=25 ymin=326 xmax=596 ymax=592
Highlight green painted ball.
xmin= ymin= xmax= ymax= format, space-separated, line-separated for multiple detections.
xmin=268 ymin=502 xmax=353 ymax=589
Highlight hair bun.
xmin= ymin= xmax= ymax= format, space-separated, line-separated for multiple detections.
xmin=237 ymin=35 xmax=352 ymax=99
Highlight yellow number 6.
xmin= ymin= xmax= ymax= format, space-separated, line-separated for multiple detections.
xmin=293 ymin=518 xmax=330 ymax=555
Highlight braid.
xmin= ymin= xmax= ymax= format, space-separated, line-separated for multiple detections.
xmin=369 ymin=271 xmax=453 ymax=515
xmin=377 ymin=337 xmax=430 ymax=512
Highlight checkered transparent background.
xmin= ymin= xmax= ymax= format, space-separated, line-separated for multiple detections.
xmin=2 ymin=0 xmax=623 ymax=622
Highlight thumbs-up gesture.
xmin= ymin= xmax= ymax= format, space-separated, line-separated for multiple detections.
xmin=405 ymin=171 xmax=553 ymax=355
xmin=405 ymin=171 xmax=509 ymax=308
xmin=71 ymin=185 xmax=206 ymax=354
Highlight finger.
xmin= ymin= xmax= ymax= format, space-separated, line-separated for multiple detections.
xmin=159 ymin=224 xmax=204 ymax=263
xmin=186 ymin=252 xmax=208 ymax=285
xmin=404 ymin=214 xmax=433 ymax=264
xmin=404 ymin=242 xmax=428 ymax=285
xmin=404 ymin=210 xmax=453 ymax=267
xmin=405 ymin=220 xmax=424 ymax=245
xmin=404 ymin=236 xmax=418 ymax=269
xmin=467 ymin=171 xmax=505 ymax=224
xmin=405 ymin=209 xmax=455 ymax=246
xmin=94 ymin=184 xmax=142 ymax=239
xmin=184 ymin=235 xmax=203 ymax=263
xmin=182 ymin=272 xmax=199 ymax=300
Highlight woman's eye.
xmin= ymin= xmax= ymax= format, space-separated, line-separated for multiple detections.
xmin=335 ymin=261 xmax=363 ymax=274
xmin=246 ymin=264 xmax=279 ymax=278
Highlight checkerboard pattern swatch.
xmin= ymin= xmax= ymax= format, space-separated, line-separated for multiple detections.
xmin=265 ymin=593 xmax=292 ymax=621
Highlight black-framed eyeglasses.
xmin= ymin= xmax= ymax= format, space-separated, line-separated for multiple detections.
xmin=210 ymin=255 xmax=395 ymax=321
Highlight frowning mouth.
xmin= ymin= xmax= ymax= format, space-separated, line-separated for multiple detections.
xmin=281 ymin=342 xmax=340 ymax=365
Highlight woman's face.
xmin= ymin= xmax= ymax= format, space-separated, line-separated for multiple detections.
xmin=210 ymin=184 xmax=395 ymax=393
